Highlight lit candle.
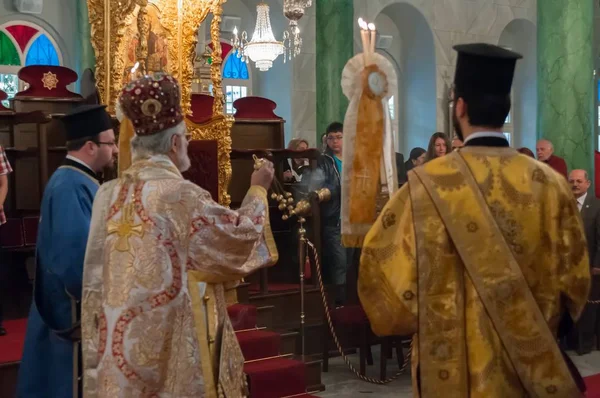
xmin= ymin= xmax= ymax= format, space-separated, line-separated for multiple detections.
xmin=368 ymin=23 xmax=376 ymax=56
xmin=130 ymin=62 xmax=139 ymax=81
xmin=358 ymin=18 xmax=369 ymax=64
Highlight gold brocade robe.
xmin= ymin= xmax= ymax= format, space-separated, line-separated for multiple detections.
xmin=81 ymin=155 xmax=277 ymax=397
xmin=358 ymin=147 xmax=591 ymax=397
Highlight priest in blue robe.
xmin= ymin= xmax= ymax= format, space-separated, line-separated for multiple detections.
xmin=17 ymin=104 xmax=118 ymax=398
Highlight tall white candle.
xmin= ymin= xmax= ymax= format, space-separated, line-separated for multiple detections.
xmin=368 ymin=23 xmax=376 ymax=56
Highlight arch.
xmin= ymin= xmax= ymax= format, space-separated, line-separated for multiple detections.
xmin=498 ymin=18 xmax=537 ymax=150
xmin=222 ymin=50 xmax=249 ymax=80
xmin=362 ymin=0 xmax=432 ymax=29
xmin=0 ymin=17 xmax=68 ymax=67
xmin=376 ymin=2 xmax=436 ymax=154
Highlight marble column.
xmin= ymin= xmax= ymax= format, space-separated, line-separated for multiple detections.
xmin=316 ymin=0 xmax=354 ymax=143
xmin=538 ymin=0 xmax=594 ymax=173
xmin=77 ymin=1 xmax=96 ymax=74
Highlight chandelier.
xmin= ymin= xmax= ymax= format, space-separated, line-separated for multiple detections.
xmin=232 ymin=1 xmax=313 ymax=71
xmin=283 ymin=0 xmax=312 ymax=59
xmin=232 ymin=2 xmax=285 ymax=72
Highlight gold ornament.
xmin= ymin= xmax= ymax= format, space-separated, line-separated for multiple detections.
xmin=88 ymin=0 xmax=232 ymax=206
xmin=107 ymin=202 xmax=144 ymax=252
xmin=41 ymin=72 xmax=59 ymax=90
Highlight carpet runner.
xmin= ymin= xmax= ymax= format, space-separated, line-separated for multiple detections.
xmin=228 ymin=303 xmax=314 ymax=397
xmin=586 ymin=373 xmax=600 ymax=397
xmin=236 ymin=329 xmax=281 ymax=361
xmin=0 ymin=318 xmax=26 ymax=364
xmin=228 ymin=303 xmax=258 ymax=330
xmin=244 ymin=357 xmax=307 ymax=398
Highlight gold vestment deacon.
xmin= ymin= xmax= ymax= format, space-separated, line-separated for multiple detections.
xmin=81 ymin=155 xmax=277 ymax=397
xmin=358 ymin=148 xmax=590 ymax=397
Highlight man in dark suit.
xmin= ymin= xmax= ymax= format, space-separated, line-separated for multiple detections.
xmin=569 ymin=169 xmax=600 ymax=354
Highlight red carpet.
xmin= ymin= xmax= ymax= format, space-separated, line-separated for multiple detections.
xmin=0 ymin=318 xmax=27 ymax=364
xmin=244 ymin=357 xmax=306 ymax=398
xmin=228 ymin=303 xmax=257 ymax=331
xmin=585 ymin=373 xmax=600 ymax=397
xmin=236 ymin=329 xmax=281 ymax=361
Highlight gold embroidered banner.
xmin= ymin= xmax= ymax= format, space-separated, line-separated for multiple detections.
xmin=348 ymin=65 xmax=386 ymax=225
xmin=341 ymin=54 xmax=397 ymax=248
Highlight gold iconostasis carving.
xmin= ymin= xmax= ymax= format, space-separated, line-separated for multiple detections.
xmin=87 ymin=0 xmax=233 ymax=205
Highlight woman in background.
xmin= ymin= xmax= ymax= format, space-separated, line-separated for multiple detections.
xmin=518 ymin=147 xmax=535 ymax=158
xmin=426 ymin=132 xmax=451 ymax=162
xmin=283 ymin=138 xmax=310 ymax=183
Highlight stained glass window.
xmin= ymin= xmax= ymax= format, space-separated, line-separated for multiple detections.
xmin=0 ymin=32 xmax=20 ymax=66
xmin=6 ymin=25 xmax=38 ymax=52
xmin=223 ymin=51 xmax=249 ymax=80
xmin=25 ymin=34 xmax=59 ymax=66
xmin=0 ymin=73 xmax=19 ymax=107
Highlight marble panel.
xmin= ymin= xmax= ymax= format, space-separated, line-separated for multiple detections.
xmin=432 ymin=0 xmax=470 ymax=32
xmin=292 ymin=90 xmax=317 ymax=137
xmin=467 ymin=1 xmax=501 ymax=35
xmin=316 ymin=0 xmax=354 ymax=143
xmin=293 ymin=53 xmax=316 ymax=90
xmin=488 ymin=5 xmax=518 ymax=38
xmin=299 ymin=14 xmax=316 ymax=55
xmin=538 ymin=0 xmax=594 ymax=172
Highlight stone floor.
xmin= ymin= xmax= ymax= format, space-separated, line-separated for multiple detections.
xmin=315 ymin=348 xmax=600 ymax=397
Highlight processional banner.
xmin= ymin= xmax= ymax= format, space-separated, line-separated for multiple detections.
xmin=341 ymin=20 xmax=398 ymax=247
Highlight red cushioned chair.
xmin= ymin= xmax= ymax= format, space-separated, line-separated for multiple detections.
xmin=321 ymin=250 xmax=406 ymax=380
xmin=181 ymin=140 xmax=219 ymax=202
xmin=188 ymin=94 xmax=215 ymax=125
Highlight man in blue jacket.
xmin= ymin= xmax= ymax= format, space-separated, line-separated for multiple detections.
xmin=17 ymin=104 xmax=118 ymax=398
xmin=313 ymin=122 xmax=350 ymax=306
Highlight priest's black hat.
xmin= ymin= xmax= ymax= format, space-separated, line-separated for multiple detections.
xmin=453 ymin=43 xmax=522 ymax=99
xmin=61 ymin=104 xmax=113 ymax=142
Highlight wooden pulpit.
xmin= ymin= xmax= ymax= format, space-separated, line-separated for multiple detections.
xmin=229 ymin=96 xmax=285 ymax=207
xmin=11 ymin=65 xmax=83 ymax=211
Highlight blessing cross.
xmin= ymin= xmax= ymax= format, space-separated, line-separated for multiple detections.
xmin=356 ymin=170 xmax=371 ymax=192
xmin=107 ymin=201 xmax=144 ymax=252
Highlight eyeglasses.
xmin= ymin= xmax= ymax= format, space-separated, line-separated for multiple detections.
xmin=96 ymin=141 xmax=117 ymax=147
xmin=327 ymin=136 xmax=343 ymax=141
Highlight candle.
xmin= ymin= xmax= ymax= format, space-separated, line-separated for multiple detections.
xmin=130 ymin=62 xmax=140 ymax=81
xmin=368 ymin=23 xmax=376 ymax=56
xmin=358 ymin=18 xmax=369 ymax=64
xmin=358 ymin=18 xmax=368 ymax=54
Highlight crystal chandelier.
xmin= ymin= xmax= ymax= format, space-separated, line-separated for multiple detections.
xmin=232 ymin=2 xmax=285 ymax=72
xmin=283 ymin=0 xmax=312 ymax=59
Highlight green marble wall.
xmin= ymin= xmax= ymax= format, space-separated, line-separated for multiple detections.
xmin=538 ymin=0 xmax=594 ymax=173
xmin=77 ymin=0 xmax=96 ymax=74
xmin=316 ymin=0 xmax=354 ymax=142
